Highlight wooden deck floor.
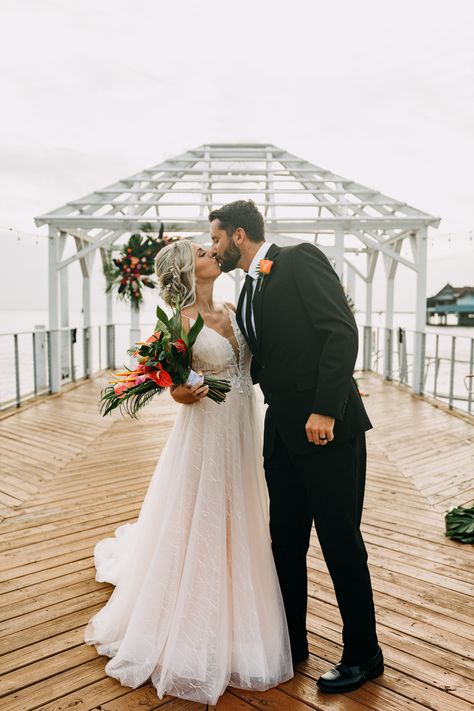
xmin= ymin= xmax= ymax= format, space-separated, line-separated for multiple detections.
xmin=0 ymin=373 xmax=473 ymax=711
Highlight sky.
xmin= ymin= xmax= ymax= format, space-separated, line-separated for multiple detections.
xmin=0 ymin=0 xmax=473 ymax=323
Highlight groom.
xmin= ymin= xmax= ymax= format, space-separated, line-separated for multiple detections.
xmin=209 ymin=200 xmax=383 ymax=693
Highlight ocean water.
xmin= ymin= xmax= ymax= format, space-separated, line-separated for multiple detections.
xmin=0 ymin=309 xmax=473 ymax=414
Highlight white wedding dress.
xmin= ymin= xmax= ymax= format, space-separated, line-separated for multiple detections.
xmin=84 ymin=306 xmax=293 ymax=706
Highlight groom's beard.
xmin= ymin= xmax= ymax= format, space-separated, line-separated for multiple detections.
xmin=218 ymin=241 xmax=241 ymax=273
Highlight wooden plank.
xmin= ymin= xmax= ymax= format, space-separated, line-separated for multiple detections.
xmin=0 ymin=373 xmax=473 ymax=711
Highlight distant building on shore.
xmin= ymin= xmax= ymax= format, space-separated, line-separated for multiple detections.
xmin=427 ymin=283 xmax=474 ymax=326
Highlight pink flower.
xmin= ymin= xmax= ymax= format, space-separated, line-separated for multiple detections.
xmin=113 ymin=382 xmax=127 ymax=396
xmin=134 ymin=374 xmax=150 ymax=385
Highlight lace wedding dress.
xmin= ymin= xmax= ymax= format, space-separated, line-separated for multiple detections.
xmin=84 ymin=306 xmax=293 ymax=706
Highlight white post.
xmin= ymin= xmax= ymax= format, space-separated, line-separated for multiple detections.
xmin=346 ymin=263 xmax=356 ymax=304
xmin=33 ymin=325 xmax=47 ymax=394
xmin=365 ymin=276 xmax=373 ymax=329
xmin=48 ymin=225 xmax=61 ymax=393
xmin=382 ymin=242 xmax=400 ymax=380
xmin=130 ymin=303 xmax=141 ymax=365
xmin=334 ymin=224 xmax=344 ymax=282
xmin=106 ymin=278 xmax=114 ymax=370
xmin=413 ymin=226 xmax=428 ymax=394
xmin=82 ymin=257 xmax=92 ymax=377
xmin=384 ymin=269 xmax=395 ymax=380
xmin=105 ymin=247 xmax=114 ymax=370
xmin=106 ymin=285 xmax=113 ymax=326
xmin=59 ymin=231 xmax=69 ymax=379
xmin=363 ymin=250 xmax=377 ymax=370
xmin=100 ymin=246 xmax=115 ymax=369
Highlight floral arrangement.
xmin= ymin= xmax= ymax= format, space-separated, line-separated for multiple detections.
xmin=103 ymin=223 xmax=182 ymax=310
xmin=99 ymin=302 xmax=231 ymax=418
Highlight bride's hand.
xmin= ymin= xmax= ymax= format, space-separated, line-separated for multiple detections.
xmin=170 ymin=382 xmax=209 ymax=404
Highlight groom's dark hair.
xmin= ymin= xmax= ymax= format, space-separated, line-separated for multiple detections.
xmin=209 ymin=200 xmax=265 ymax=243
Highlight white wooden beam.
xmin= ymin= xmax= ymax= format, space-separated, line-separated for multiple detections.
xmin=382 ymin=242 xmax=401 ymax=379
xmin=265 ymin=147 xmax=277 ymax=219
xmin=413 ymin=226 xmax=428 ymax=394
xmin=343 ymin=258 xmax=367 ymax=283
xmin=363 ymin=250 xmax=378 ymax=370
xmin=200 ymin=145 xmax=211 ymax=216
xmin=48 ymin=225 xmax=61 ymax=393
xmin=59 ymin=229 xmax=125 ymax=270
xmin=346 ymin=262 xmax=356 ymax=304
xmin=352 ymin=229 xmax=416 ymax=271
xmin=130 ymin=304 xmax=140 ymax=364
xmin=334 ymin=224 xmax=345 ymax=282
xmin=58 ymin=231 xmax=70 ymax=379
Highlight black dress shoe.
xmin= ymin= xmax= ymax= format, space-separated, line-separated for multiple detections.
xmin=317 ymin=647 xmax=384 ymax=693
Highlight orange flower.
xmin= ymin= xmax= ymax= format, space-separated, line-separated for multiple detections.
xmin=259 ymin=259 xmax=273 ymax=275
xmin=257 ymin=259 xmax=274 ymax=291
xmin=146 ymin=331 xmax=162 ymax=343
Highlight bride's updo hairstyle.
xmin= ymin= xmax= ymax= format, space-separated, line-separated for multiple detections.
xmin=154 ymin=239 xmax=196 ymax=308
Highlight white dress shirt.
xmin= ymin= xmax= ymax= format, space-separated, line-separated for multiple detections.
xmin=240 ymin=242 xmax=273 ymax=334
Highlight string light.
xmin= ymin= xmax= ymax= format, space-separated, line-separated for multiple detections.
xmin=2 ymin=226 xmax=44 ymax=247
xmin=2 ymin=224 xmax=474 ymax=250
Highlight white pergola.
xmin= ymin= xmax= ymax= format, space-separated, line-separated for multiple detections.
xmin=35 ymin=142 xmax=440 ymax=394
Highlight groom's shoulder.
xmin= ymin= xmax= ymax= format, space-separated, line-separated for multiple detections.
xmin=278 ymin=241 xmax=331 ymax=265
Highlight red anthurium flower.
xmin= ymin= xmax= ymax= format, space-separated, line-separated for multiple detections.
xmin=172 ymin=338 xmax=187 ymax=353
xmin=149 ymin=368 xmax=173 ymax=388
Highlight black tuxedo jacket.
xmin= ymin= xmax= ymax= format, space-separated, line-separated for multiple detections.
xmin=236 ymin=242 xmax=372 ymax=457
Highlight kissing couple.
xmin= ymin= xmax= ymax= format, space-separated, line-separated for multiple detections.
xmin=85 ymin=199 xmax=383 ymax=706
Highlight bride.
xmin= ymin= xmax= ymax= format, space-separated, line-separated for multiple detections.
xmin=84 ymin=239 xmax=293 ymax=706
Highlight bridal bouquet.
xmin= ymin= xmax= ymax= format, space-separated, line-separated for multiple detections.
xmin=99 ymin=303 xmax=231 ymax=418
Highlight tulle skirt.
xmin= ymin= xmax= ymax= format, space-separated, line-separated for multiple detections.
xmin=84 ymin=384 xmax=293 ymax=706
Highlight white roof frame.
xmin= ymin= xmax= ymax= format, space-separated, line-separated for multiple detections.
xmin=35 ymin=142 xmax=440 ymax=264
xmin=36 ymin=143 xmax=440 ymax=397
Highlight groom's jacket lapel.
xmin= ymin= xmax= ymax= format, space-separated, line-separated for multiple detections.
xmin=253 ymin=242 xmax=281 ymax=355
xmin=235 ymin=242 xmax=281 ymax=358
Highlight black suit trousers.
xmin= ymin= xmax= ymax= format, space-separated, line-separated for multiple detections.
xmin=263 ymin=421 xmax=379 ymax=665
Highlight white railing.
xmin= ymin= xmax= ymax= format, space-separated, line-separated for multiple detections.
xmin=2 ymin=322 xmax=474 ymax=417
xmin=361 ymin=326 xmax=474 ymax=415
xmin=0 ymin=322 xmax=157 ymax=411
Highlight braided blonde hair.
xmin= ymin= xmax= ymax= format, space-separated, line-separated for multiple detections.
xmin=154 ymin=239 xmax=196 ymax=308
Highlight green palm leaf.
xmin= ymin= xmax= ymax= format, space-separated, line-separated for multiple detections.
xmin=445 ymin=505 xmax=474 ymax=543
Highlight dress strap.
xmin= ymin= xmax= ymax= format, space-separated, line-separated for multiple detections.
xmin=181 ymin=313 xmax=193 ymax=332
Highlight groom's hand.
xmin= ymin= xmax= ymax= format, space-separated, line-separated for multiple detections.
xmin=305 ymin=413 xmax=335 ymax=446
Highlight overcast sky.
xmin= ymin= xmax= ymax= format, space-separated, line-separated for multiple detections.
xmin=1 ymin=0 xmax=473 ymax=318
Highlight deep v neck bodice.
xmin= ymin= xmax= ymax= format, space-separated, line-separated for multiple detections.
xmin=187 ymin=306 xmax=252 ymax=390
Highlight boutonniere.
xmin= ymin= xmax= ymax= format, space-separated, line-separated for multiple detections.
xmin=257 ymin=259 xmax=274 ymax=291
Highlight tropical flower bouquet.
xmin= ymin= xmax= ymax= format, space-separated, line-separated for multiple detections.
xmin=99 ymin=303 xmax=231 ymax=417
xmin=103 ymin=223 xmax=182 ymax=310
